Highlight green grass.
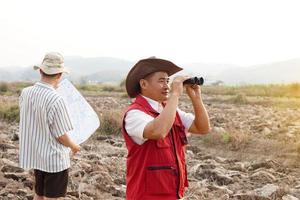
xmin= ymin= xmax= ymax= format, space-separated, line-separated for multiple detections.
xmin=222 ymin=132 xmax=231 ymax=143
xmin=202 ymin=83 xmax=300 ymax=98
xmin=0 ymin=81 xmax=33 ymax=96
xmin=1 ymin=81 xmax=299 ymax=98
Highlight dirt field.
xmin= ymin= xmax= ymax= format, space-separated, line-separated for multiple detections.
xmin=1 ymin=89 xmax=300 ymax=199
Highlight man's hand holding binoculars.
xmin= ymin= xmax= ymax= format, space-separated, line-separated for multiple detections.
xmin=170 ymin=76 xmax=190 ymax=97
xmin=170 ymin=76 xmax=204 ymax=99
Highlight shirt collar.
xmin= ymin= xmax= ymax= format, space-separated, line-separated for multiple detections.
xmin=141 ymin=95 xmax=163 ymax=113
xmin=35 ymin=81 xmax=56 ymax=91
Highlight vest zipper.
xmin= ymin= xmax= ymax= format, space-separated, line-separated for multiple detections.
xmin=147 ymin=166 xmax=175 ymax=170
xmin=170 ymin=127 xmax=181 ymax=198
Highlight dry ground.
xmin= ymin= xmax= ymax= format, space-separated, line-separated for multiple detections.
xmin=1 ymin=89 xmax=300 ymax=199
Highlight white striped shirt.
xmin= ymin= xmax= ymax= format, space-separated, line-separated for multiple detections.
xmin=19 ymin=81 xmax=73 ymax=172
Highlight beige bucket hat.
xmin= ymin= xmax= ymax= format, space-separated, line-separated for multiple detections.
xmin=33 ymin=52 xmax=70 ymax=75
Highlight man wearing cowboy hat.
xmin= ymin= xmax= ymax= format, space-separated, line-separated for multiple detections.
xmin=19 ymin=52 xmax=80 ymax=200
xmin=121 ymin=57 xmax=210 ymax=200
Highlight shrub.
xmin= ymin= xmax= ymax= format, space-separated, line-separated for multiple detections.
xmin=101 ymin=85 xmax=119 ymax=92
xmin=0 ymin=104 xmax=20 ymax=122
xmin=231 ymin=93 xmax=248 ymax=104
xmin=120 ymin=92 xmax=129 ymax=98
xmin=77 ymin=84 xmax=101 ymax=92
xmin=202 ymin=128 xmax=250 ymax=150
xmin=222 ymin=132 xmax=231 ymax=143
xmin=78 ymin=83 xmax=122 ymax=92
xmin=101 ymin=84 xmax=124 ymax=92
xmin=98 ymin=110 xmax=123 ymax=135
xmin=227 ymin=130 xmax=250 ymax=150
xmin=0 ymin=82 xmax=32 ymax=95
xmin=288 ymin=83 xmax=300 ymax=95
xmin=0 ymin=82 xmax=8 ymax=93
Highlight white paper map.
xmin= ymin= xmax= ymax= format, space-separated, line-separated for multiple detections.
xmin=57 ymin=79 xmax=100 ymax=144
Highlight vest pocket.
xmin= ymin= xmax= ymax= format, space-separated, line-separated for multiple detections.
xmin=156 ymin=137 xmax=171 ymax=148
xmin=174 ymin=124 xmax=188 ymax=145
xmin=146 ymin=165 xmax=177 ymax=194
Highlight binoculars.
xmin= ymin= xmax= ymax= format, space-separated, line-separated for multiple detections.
xmin=183 ymin=77 xmax=204 ymax=85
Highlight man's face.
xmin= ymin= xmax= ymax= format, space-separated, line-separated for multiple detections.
xmin=141 ymin=71 xmax=170 ymax=102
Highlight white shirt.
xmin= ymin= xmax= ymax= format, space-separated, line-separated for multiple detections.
xmin=19 ymin=82 xmax=73 ymax=172
xmin=125 ymin=96 xmax=195 ymax=145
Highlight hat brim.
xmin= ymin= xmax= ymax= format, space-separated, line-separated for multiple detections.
xmin=33 ymin=65 xmax=70 ymax=75
xmin=125 ymin=58 xmax=182 ymax=98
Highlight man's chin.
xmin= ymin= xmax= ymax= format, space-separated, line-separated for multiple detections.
xmin=162 ymin=94 xmax=169 ymax=101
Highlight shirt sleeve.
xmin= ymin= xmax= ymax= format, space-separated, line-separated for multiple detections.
xmin=49 ymin=98 xmax=74 ymax=138
xmin=177 ymin=108 xmax=195 ymax=131
xmin=125 ymin=109 xmax=154 ymax=145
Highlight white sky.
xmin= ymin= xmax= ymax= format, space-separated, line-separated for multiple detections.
xmin=0 ymin=0 xmax=300 ymax=67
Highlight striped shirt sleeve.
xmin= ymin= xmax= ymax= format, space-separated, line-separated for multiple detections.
xmin=50 ymin=98 xmax=73 ymax=138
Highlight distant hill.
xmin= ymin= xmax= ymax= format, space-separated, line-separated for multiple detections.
xmin=181 ymin=63 xmax=238 ymax=84
xmin=217 ymin=59 xmax=300 ymax=85
xmin=0 ymin=57 xmax=299 ymax=85
xmin=0 ymin=57 xmax=133 ymax=83
xmin=64 ymin=57 xmax=133 ymax=83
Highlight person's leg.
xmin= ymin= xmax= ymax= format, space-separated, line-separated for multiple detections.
xmin=34 ymin=170 xmax=45 ymax=200
xmin=44 ymin=169 xmax=69 ymax=199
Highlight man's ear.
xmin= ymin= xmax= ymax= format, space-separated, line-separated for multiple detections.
xmin=55 ymin=73 xmax=62 ymax=79
xmin=139 ymin=79 xmax=147 ymax=90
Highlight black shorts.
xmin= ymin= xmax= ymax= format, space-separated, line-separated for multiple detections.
xmin=34 ymin=168 xmax=69 ymax=198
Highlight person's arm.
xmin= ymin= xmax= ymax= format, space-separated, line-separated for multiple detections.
xmin=143 ymin=76 xmax=189 ymax=140
xmin=57 ymin=134 xmax=81 ymax=154
xmin=186 ymin=85 xmax=210 ymax=134
xmin=50 ymin=98 xmax=81 ymax=154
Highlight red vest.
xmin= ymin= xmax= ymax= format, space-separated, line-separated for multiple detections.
xmin=121 ymin=95 xmax=188 ymax=200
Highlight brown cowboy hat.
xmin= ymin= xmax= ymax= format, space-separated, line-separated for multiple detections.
xmin=125 ymin=57 xmax=183 ymax=98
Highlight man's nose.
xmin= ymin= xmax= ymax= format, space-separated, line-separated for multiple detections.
xmin=164 ymin=82 xmax=170 ymax=90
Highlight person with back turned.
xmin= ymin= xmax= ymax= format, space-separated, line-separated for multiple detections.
xmin=19 ymin=52 xmax=80 ymax=200
xmin=121 ymin=57 xmax=210 ymax=200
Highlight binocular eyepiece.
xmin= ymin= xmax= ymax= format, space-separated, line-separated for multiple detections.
xmin=183 ymin=77 xmax=204 ymax=85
